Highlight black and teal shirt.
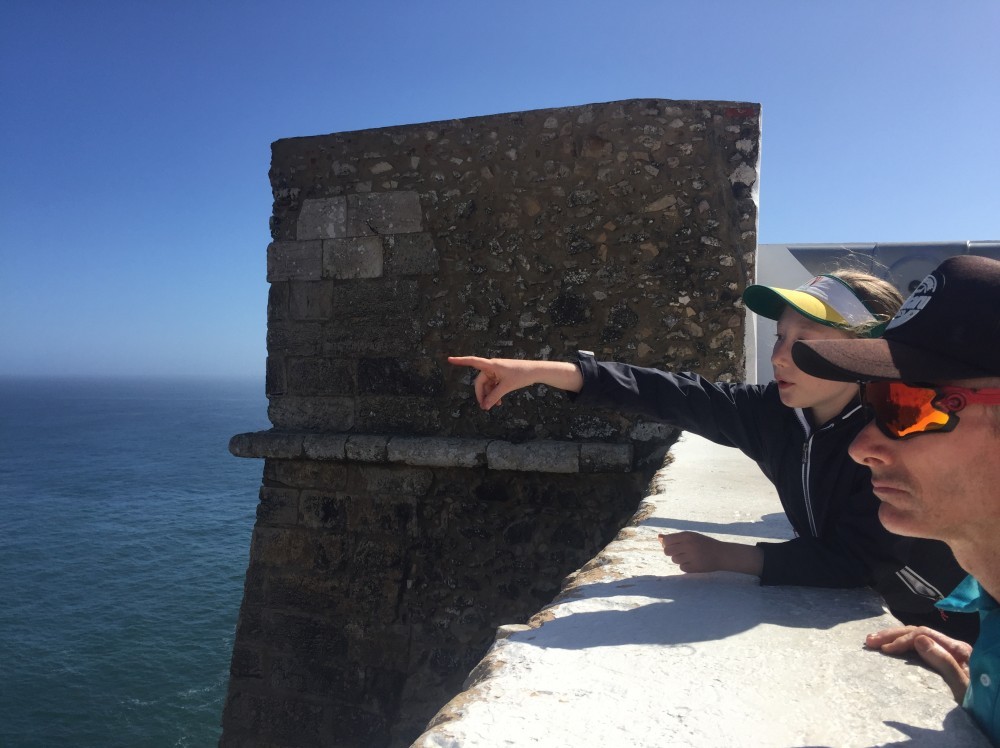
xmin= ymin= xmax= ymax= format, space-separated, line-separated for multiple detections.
xmin=938 ymin=576 xmax=1000 ymax=744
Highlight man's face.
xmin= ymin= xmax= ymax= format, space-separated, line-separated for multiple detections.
xmin=848 ymin=378 xmax=1000 ymax=555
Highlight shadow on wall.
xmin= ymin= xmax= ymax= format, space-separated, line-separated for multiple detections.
xmin=643 ymin=511 xmax=794 ymax=540
xmin=515 ymin=574 xmax=882 ymax=650
xmin=881 ymin=712 xmax=979 ymax=748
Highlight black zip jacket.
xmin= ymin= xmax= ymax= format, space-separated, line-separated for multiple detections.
xmin=574 ymin=353 xmax=978 ymax=642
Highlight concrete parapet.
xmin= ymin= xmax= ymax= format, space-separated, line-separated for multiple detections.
xmin=414 ymin=434 xmax=991 ymax=747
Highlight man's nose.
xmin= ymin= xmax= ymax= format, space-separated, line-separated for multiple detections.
xmin=849 ymin=420 xmax=888 ymax=466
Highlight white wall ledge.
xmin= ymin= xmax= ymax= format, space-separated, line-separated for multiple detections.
xmin=413 ymin=433 xmax=990 ymax=747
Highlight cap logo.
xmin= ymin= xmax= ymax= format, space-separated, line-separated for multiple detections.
xmin=887 ymin=273 xmax=937 ymax=330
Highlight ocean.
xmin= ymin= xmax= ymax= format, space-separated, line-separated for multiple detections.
xmin=0 ymin=377 xmax=271 ymax=747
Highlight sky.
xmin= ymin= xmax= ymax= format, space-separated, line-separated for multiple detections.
xmin=1 ymin=1 xmax=997 ymax=377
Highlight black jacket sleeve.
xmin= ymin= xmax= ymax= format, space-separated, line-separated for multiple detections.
xmin=758 ymin=537 xmax=870 ymax=587
xmin=757 ymin=509 xmax=877 ymax=589
xmin=573 ymin=353 xmax=773 ymax=464
xmin=757 ymin=467 xmax=891 ymax=588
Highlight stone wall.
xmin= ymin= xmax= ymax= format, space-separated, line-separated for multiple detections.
xmin=222 ymin=452 xmax=651 ymax=746
xmin=222 ymin=98 xmax=760 ymax=747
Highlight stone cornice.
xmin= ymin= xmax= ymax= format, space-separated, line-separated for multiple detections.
xmin=229 ymin=430 xmax=634 ymax=473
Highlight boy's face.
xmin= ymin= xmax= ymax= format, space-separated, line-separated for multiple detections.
xmin=848 ymin=378 xmax=1000 ymax=559
xmin=771 ymin=306 xmax=857 ymax=421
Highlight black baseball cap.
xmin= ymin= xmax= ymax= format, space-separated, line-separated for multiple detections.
xmin=792 ymin=255 xmax=1000 ymax=382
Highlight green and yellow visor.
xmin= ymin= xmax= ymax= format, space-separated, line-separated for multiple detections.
xmin=743 ymin=275 xmax=885 ymax=337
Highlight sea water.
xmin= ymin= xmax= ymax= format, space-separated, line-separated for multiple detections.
xmin=0 ymin=377 xmax=270 ymax=747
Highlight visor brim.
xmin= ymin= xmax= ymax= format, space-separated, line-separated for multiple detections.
xmin=743 ymin=285 xmax=848 ymax=327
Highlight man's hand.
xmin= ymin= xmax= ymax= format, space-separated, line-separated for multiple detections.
xmin=447 ymin=356 xmax=582 ymax=410
xmin=865 ymin=626 xmax=972 ymax=703
xmin=658 ymin=531 xmax=764 ymax=576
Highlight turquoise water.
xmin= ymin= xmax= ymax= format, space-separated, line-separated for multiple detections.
xmin=0 ymin=377 xmax=270 ymax=747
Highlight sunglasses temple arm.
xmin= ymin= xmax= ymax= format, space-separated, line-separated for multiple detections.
xmin=857 ymin=381 xmax=873 ymax=421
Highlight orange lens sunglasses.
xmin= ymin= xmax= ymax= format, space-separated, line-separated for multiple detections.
xmin=861 ymin=381 xmax=1000 ymax=439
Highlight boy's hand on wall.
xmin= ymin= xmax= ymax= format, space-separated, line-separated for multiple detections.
xmin=447 ymin=356 xmax=583 ymax=410
xmin=658 ymin=532 xmax=764 ymax=576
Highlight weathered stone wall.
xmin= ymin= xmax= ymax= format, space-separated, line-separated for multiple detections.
xmin=264 ymin=98 xmax=758 ymax=437
xmin=222 ymin=98 xmax=760 ymax=747
xmin=222 ymin=452 xmax=650 ymax=746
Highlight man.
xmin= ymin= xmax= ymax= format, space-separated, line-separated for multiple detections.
xmin=791 ymin=254 xmax=1000 ymax=744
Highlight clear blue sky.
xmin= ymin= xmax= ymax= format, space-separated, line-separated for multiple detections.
xmin=1 ymin=1 xmax=997 ymax=377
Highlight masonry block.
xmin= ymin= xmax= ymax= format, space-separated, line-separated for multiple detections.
xmin=266 ymin=241 xmax=323 ymax=281
xmin=264 ymin=570 xmax=349 ymax=611
xmin=297 ymin=196 xmax=348 ymax=240
xmin=228 ymin=646 xmax=263 ymax=680
xmin=328 ymin=279 xmax=420 ymax=318
xmin=351 ymin=465 xmax=434 ymax=496
xmin=323 ymin=237 xmax=384 ymax=279
xmin=267 ymin=321 xmax=326 ymax=357
xmin=268 ymin=396 xmax=355 ymax=431
xmin=250 ymin=526 xmax=316 ymax=568
xmin=486 ymin=441 xmax=580 ymax=473
xmin=345 ymin=434 xmax=389 ymax=463
xmin=230 ymin=430 xmax=304 ymax=459
xmin=300 ymin=491 xmax=350 ymax=531
xmin=383 ymin=233 xmax=439 ymax=276
xmin=357 ymin=358 xmax=444 ymax=396
xmin=267 ymin=282 xmax=290 ymax=321
xmin=355 ymin=396 xmax=442 ymax=435
xmin=351 ymin=521 xmax=415 ymax=562
xmin=289 ymin=281 xmax=334 ymax=320
xmin=388 ymin=437 xmax=488 ymax=468
xmin=580 ymin=443 xmax=634 ymax=473
xmin=286 ymin=357 xmax=355 ymax=395
xmin=346 ymin=191 xmax=423 ymax=236
xmin=322 ymin=318 xmax=422 ymax=357
xmin=263 ymin=459 xmax=349 ymax=491
xmin=265 ymin=355 xmax=287 ymax=396
xmin=224 ymin=683 xmax=327 ymax=746
xmin=303 ymin=433 xmax=348 ymax=461
xmin=256 ymin=486 xmax=300 ymax=526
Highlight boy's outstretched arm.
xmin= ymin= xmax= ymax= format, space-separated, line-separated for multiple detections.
xmin=447 ymin=356 xmax=584 ymax=410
